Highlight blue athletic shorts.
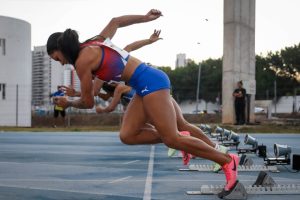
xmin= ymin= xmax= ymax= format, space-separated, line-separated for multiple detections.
xmin=128 ymin=63 xmax=171 ymax=96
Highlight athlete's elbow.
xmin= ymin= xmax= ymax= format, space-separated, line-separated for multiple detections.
xmin=123 ymin=45 xmax=132 ymax=52
xmin=110 ymin=17 xmax=121 ymax=28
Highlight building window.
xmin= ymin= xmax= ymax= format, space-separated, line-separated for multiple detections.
xmin=0 ymin=83 xmax=6 ymax=100
xmin=0 ymin=38 xmax=6 ymax=55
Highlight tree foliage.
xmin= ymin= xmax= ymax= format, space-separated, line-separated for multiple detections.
xmin=158 ymin=43 xmax=300 ymax=102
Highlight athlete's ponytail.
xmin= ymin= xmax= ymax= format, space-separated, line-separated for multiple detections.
xmin=57 ymin=29 xmax=80 ymax=65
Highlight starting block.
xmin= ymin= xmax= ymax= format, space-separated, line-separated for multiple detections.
xmin=211 ymin=133 xmax=221 ymax=138
xmin=179 ymin=155 xmax=279 ymax=172
xmin=179 ymin=164 xmax=279 ymax=172
xmin=239 ymin=154 xmax=254 ymax=166
xmin=186 ymin=171 xmax=300 ymax=199
xmin=237 ymin=147 xmax=257 ymax=154
xmin=221 ymin=141 xmax=240 ymax=150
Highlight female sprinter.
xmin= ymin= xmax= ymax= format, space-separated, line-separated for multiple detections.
xmin=61 ymin=29 xmax=228 ymax=169
xmin=47 ymin=9 xmax=239 ymax=196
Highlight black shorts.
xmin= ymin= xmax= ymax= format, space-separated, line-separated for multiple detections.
xmin=54 ymin=109 xmax=66 ymax=118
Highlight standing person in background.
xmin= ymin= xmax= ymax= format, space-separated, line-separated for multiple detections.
xmin=233 ymin=81 xmax=246 ymax=125
xmin=50 ymin=86 xmax=66 ymax=127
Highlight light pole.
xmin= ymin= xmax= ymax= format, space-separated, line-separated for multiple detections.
xmin=274 ymin=77 xmax=277 ymax=115
xmin=269 ymin=65 xmax=280 ymax=116
xmin=195 ymin=62 xmax=201 ymax=112
xmin=195 ymin=42 xmax=202 ymax=113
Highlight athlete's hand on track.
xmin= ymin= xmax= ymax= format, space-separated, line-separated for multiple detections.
xmin=60 ymin=85 xmax=76 ymax=97
xmin=96 ymin=106 xmax=106 ymax=114
xmin=53 ymin=96 xmax=69 ymax=109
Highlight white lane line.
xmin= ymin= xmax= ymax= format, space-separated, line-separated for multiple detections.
xmin=0 ymin=179 xmax=299 ymax=183
xmin=109 ymin=176 xmax=132 ymax=184
xmin=143 ymin=145 xmax=155 ymax=200
xmin=123 ymin=160 xmax=140 ymax=165
xmin=0 ymin=179 xmax=274 ymax=182
xmin=0 ymin=184 xmax=112 ymax=196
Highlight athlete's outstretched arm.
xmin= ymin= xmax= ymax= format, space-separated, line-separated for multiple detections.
xmin=96 ymin=84 xmax=131 ymax=113
xmin=99 ymin=9 xmax=162 ymax=40
xmin=124 ymin=30 xmax=162 ymax=52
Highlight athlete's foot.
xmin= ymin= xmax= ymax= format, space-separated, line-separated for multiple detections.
xmin=167 ymin=148 xmax=177 ymax=157
xmin=222 ymin=153 xmax=239 ymax=191
xmin=178 ymin=131 xmax=192 ymax=165
xmin=213 ymin=145 xmax=229 ymax=172
xmin=181 ymin=150 xmax=191 ymax=165
xmin=217 ymin=180 xmax=240 ymax=199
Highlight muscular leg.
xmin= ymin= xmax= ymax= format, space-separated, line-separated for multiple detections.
xmin=119 ymin=95 xmax=162 ymax=145
xmin=172 ymin=98 xmax=216 ymax=148
xmin=143 ymin=90 xmax=231 ymax=165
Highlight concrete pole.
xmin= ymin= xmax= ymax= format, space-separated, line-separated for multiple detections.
xmin=195 ymin=63 xmax=201 ymax=112
xmin=222 ymin=0 xmax=256 ymax=124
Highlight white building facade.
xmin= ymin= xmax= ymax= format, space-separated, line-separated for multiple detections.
xmin=63 ymin=66 xmax=80 ymax=91
xmin=32 ymin=46 xmax=64 ymax=108
xmin=175 ymin=53 xmax=187 ymax=68
xmin=0 ymin=16 xmax=31 ymax=126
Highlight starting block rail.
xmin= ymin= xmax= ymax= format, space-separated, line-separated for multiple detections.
xmin=186 ymin=171 xmax=300 ymax=199
xmin=187 ymin=184 xmax=300 ymax=195
xmin=179 ymin=164 xmax=279 ymax=172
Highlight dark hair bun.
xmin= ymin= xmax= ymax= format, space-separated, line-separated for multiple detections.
xmin=57 ymin=29 xmax=80 ymax=65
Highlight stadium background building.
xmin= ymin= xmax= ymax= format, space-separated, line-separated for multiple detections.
xmin=32 ymin=46 xmax=65 ymax=108
xmin=0 ymin=16 xmax=31 ymax=127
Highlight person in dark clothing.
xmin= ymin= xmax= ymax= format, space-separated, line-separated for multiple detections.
xmin=233 ymin=81 xmax=246 ymax=125
xmin=50 ymin=86 xmax=66 ymax=127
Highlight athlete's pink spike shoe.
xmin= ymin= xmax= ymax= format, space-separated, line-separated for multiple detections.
xmin=222 ymin=153 xmax=239 ymax=191
xmin=181 ymin=150 xmax=191 ymax=165
xmin=179 ymin=131 xmax=192 ymax=165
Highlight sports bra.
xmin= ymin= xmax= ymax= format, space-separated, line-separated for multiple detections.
xmin=80 ymin=38 xmax=130 ymax=82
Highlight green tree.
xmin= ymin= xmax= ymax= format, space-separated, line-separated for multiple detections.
xmin=158 ymin=43 xmax=300 ymax=105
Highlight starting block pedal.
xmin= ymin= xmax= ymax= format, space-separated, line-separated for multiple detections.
xmin=239 ymin=154 xmax=254 ymax=166
xmin=187 ymin=181 xmax=247 ymax=199
xmin=237 ymin=148 xmax=257 ymax=154
xmin=221 ymin=141 xmax=240 ymax=151
xmin=210 ymin=133 xmax=221 ymax=138
xmin=179 ymin=164 xmax=279 ymax=172
xmin=186 ymin=171 xmax=300 ymax=198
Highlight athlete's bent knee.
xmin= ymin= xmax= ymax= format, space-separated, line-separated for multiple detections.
xmin=177 ymin=119 xmax=189 ymax=131
xmin=119 ymin=132 xmax=136 ymax=145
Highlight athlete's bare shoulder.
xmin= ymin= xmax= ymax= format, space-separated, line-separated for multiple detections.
xmin=76 ymin=46 xmax=102 ymax=72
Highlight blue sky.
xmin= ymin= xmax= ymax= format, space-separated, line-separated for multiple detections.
xmin=1 ymin=0 xmax=300 ymax=68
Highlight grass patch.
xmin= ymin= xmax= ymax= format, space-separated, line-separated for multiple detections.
xmin=0 ymin=126 xmax=120 ymax=133
xmin=211 ymin=124 xmax=300 ymax=134
xmin=1 ymin=124 xmax=299 ymax=134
